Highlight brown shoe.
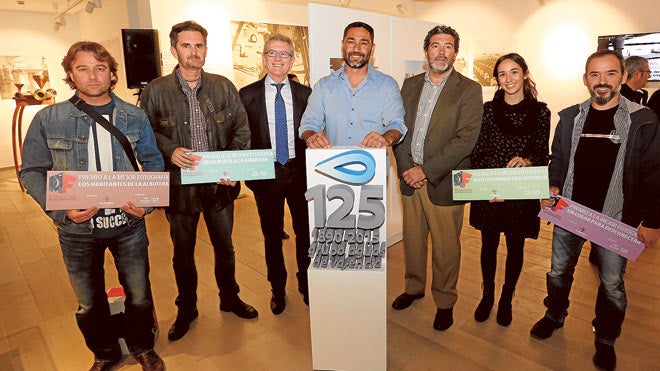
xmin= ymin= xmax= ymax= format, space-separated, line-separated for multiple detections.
xmin=89 ymin=356 xmax=122 ymax=371
xmin=134 ymin=350 xmax=164 ymax=371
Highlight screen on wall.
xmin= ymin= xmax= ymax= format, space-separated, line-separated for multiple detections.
xmin=597 ymin=32 xmax=660 ymax=82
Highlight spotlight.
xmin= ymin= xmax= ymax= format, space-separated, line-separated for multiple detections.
xmin=53 ymin=15 xmax=65 ymax=30
xmin=85 ymin=1 xmax=95 ymax=13
xmin=396 ymin=3 xmax=408 ymax=13
xmin=93 ymin=0 xmax=102 ymax=7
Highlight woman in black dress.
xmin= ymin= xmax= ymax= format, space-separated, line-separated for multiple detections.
xmin=470 ymin=53 xmax=550 ymax=326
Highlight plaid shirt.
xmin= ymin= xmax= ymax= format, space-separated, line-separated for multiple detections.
xmin=176 ymin=68 xmax=209 ymax=152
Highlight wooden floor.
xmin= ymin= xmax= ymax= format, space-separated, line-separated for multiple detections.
xmin=1 ymin=167 xmax=659 ymax=371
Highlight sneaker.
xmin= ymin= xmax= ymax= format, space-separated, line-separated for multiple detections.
xmin=530 ymin=317 xmax=563 ymax=339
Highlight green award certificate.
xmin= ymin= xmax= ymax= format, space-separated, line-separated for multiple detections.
xmin=452 ymin=166 xmax=549 ymax=201
xmin=181 ymin=150 xmax=275 ymax=184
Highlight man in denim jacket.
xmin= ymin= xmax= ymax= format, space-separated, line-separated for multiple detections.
xmin=20 ymin=42 xmax=165 ymax=371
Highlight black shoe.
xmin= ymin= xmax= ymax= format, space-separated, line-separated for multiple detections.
xmin=433 ymin=307 xmax=454 ymax=331
xmin=220 ymin=297 xmax=259 ymax=319
xmin=298 ymin=284 xmax=309 ymax=305
xmin=530 ymin=317 xmax=563 ymax=339
xmin=270 ymin=293 xmax=286 ymax=315
xmin=391 ymin=292 xmax=424 ymax=310
xmin=474 ymin=282 xmax=495 ymax=322
xmin=89 ymin=355 xmax=123 ymax=371
xmin=496 ymin=301 xmax=512 ymax=327
xmin=134 ymin=350 xmax=165 ymax=371
xmin=168 ymin=309 xmax=198 ymax=341
xmin=593 ymin=341 xmax=616 ymax=371
xmin=474 ymin=297 xmax=494 ymax=322
xmin=282 ymin=231 xmax=290 ymax=240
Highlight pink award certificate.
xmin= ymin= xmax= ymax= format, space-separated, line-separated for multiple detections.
xmin=45 ymin=171 xmax=170 ymax=210
xmin=538 ymin=196 xmax=644 ymax=261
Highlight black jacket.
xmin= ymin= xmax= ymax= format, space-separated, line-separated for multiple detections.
xmin=550 ymin=99 xmax=660 ymax=228
xmin=239 ymin=77 xmax=311 ymax=193
xmin=140 ymin=68 xmax=251 ymax=212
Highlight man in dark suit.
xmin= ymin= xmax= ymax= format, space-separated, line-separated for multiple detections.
xmin=239 ymin=34 xmax=312 ymax=314
xmin=392 ymin=25 xmax=483 ymax=331
xmin=620 ymin=56 xmax=650 ymax=105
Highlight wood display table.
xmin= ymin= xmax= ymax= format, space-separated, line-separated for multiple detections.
xmin=12 ymin=95 xmax=54 ymax=191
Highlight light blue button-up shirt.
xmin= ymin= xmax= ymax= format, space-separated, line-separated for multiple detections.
xmin=299 ymin=64 xmax=406 ymax=146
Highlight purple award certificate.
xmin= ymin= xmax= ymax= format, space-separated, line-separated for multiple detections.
xmin=45 ymin=171 xmax=170 ymax=210
xmin=538 ymin=196 xmax=644 ymax=261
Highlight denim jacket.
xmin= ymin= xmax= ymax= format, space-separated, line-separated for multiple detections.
xmin=20 ymin=92 xmax=165 ymax=234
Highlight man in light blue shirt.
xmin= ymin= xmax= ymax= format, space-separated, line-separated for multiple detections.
xmin=300 ymin=22 xmax=406 ymax=148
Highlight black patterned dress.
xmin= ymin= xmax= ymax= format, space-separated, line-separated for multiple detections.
xmin=469 ymin=93 xmax=550 ymax=239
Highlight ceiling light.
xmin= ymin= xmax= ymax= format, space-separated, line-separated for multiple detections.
xmin=85 ymin=1 xmax=94 ymax=13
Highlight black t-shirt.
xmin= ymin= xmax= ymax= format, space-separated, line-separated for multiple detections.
xmin=571 ymin=106 xmax=620 ymax=212
xmin=87 ymin=100 xmax=131 ymax=238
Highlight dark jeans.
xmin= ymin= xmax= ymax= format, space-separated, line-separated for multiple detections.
xmin=480 ymin=231 xmax=525 ymax=287
xmin=253 ymin=161 xmax=310 ymax=293
xmin=59 ymin=219 xmax=155 ymax=359
xmin=544 ymin=226 xmax=627 ymax=342
xmin=166 ymin=202 xmax=239 ymax=313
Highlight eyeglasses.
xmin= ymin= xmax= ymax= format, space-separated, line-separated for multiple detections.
xmin=641 ymin=70 xmax=651 ymax=75
xmin=265 ymin=50 xmax=293 ymax=59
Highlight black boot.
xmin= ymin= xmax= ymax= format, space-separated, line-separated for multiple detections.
xmin=497 ymin=284 xmax=514 ymax=326
xmin=474 ymin=282 xmax=495 ymax=322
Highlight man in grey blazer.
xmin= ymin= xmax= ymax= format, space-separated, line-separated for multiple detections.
xmin=239 ymin=34 xmax=312 ymax=314
xmin=392 ymin=25 xmax=483 ymax=330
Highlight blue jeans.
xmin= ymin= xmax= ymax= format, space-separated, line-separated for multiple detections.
xmin=544 ymin=226 xmax=627 ymax=342
xmin=59 ymin=219 xmax=155 ymax=359
xmin=166 ymin=202 xmax=240 ymax=313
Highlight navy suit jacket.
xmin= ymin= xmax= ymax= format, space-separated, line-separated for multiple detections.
xmin=239 ymin=76 xmax=312 ymax=193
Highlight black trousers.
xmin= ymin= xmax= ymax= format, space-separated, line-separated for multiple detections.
xmin=252 ymin=160 xmax=310 ymax=294
xmin=166 ymin=202 xmax=240 ymax=313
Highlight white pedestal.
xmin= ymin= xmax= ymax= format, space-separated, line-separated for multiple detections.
xmin=308 ymin=268 xmax=387 ymax=371
xmin=305 ymin=148 xmax=387 ymax=371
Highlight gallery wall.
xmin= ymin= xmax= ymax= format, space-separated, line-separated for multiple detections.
xmin=2 ymin=0 xmax=659 ymax=169
xmin=0 ymin=1 xmax=138 ymax=169
xmin=414 ymin=0 xmax=659 ymax=136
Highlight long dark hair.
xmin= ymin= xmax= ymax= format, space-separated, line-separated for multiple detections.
xmin=493 ymin=53 xmax=537 ymax=99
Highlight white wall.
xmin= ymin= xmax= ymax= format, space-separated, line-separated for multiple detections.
xmin=1 ymin=1 xmax=139 ymax=169
xmin=415 ymin=0 xmax=659 ymax=136
xmin=149 ymin=0 xmax=308 ymax=79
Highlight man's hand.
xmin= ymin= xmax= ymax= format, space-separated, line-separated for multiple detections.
xmin=402 ymin=165 xmax=427 ymax=189
xmin=66 ymin=207 xmax=98 ymax=223
xmin=359 ymin=132 xmax=389 ymax=148
xmin=171 ymin=147 xmax=196 ymax=169
xmin=121 ymin=202 xmax=146 ymax=218
xmin=359 ymin=130 xmax=401 ymax=148
xmin=303 ymin=131 xmax=331 ymax=148
xmin=638 ymin=225 xmax=660 ymax=247
xmin=217 ymin=178 xmax=237 ymax=187
xmin=541 ymin=186 xmax=560 ymax=208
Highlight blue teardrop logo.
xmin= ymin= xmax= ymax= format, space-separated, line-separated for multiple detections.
xmin=314 ymin=150 xmax=375 ymax=185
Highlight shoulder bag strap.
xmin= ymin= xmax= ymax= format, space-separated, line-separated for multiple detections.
xmin=69 ymin=95 xmax=139 ymax=171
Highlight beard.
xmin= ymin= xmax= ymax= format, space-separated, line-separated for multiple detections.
xmin=589 ymin=83 xmax=618 ymax=106
xmin=428 ymin=57 xmax=454 ymax=74
xmin=344 ymin=51 xmax=370 ymax=69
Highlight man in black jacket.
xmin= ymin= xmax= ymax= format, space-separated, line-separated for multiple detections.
xmin=141 ymin=20 xmax=257 ymax=342
xmin=239 ymin=34 xmax=312 ymax=314
xmin=530 ymin=50 xmax=660 ymax=371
